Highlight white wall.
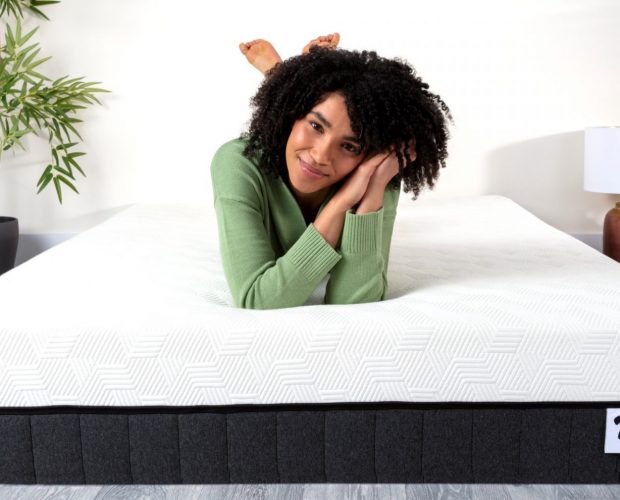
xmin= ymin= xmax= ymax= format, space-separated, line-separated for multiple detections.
xmin=1 ymin=0 xmax=618 ymax=235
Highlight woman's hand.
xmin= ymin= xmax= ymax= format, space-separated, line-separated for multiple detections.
xmin=315 ymin=153 xmax=386 ymax=249
xmin=357 ymin=140 xmax=416 ymax=214
xmin=331 ymin=151 xmax=391 ymax=210
xmin=374 ymin=140 xmax=416 ymax=187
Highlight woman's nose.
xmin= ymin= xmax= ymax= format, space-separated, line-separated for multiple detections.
xmin=310 ymin=139 xmax=331 ymax=165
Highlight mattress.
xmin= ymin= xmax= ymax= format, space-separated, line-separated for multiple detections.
xmin=0 ymin=195 xmax=619 ymax=407
xmin=2 ymin=404 xmax=618 ymax=484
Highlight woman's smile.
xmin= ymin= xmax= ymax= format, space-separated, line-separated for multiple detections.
xmin=299 ymin=158 xmax=327 ymax=179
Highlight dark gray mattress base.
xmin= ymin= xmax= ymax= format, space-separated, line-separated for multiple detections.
xmin=1 ymin=402 xmax=619 ymax=484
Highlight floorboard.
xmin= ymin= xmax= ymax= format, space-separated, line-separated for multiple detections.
xmin=1 ymin=484 xmax=620 ymax=500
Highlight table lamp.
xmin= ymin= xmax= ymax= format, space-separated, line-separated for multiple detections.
xmin=584 ymin=127 xmax=620 ymax=262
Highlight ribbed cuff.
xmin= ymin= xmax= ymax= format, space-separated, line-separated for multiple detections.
xmin=287 ymin=224 xmax=342 ymax=281
xmin=340 ymin=207 xmax=383 ymax=253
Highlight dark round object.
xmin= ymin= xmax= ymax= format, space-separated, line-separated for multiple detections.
xmin=0 ymin=216 xmax=19 ymax=276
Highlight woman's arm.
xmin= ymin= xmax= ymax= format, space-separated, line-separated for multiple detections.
xmin=324 ymin=148 xmax=406 ymax=304
xmin=324 ymin=185 xmax=399 ymax=304
xmin=313 ymin=155 xmax=381 ymax=248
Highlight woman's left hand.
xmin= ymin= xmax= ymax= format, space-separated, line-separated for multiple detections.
xmin=371 ymin=151 xmax=399 ymax=187
xmin=356 ymin=140 xmax=416 ymax=214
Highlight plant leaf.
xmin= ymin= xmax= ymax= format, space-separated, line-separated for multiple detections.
xmin=36 ymin=171 xmax=53 ymax=191
xmin=52 ymin=176 xmax=62 ymax=203
xmin=57 ymin=173 xmax=79 ymax=194
xmin=36 ymin=164 xmax=53 ymax=186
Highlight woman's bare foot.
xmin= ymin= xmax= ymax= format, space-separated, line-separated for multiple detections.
xmin=239 ymin=39 xmax=282 ymax=75
xmin=302 ymin=32 xmax=340 ymax=54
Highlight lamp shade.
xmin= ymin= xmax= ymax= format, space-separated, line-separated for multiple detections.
xmin=584 ymin=127 xmax=620 ymax=194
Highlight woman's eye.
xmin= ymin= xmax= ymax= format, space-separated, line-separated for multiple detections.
xmin=343 ymin=143 xmax=361 ymax=155
xmin=309 ymin=121 xmax=322 ymax=132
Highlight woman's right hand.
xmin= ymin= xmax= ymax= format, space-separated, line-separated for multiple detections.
xmin=332 ymin=152 xmax=391 ymax=210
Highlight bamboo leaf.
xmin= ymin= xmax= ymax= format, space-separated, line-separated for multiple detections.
xmin=26 ymin=54 xmax=52 ymax=72
xmin=12 ymin=135 xmax=26 ymax=150
xmin=13 ymin=127 xmax=31 ymax=139
xmin=52 ymin=75 xmax=69 ymax=86
xmin=54 ymin=163 xmax=73 ymax=177
xmin=19 ymin=73 xmax=38 ymax=85
xmin=36 ymin=175 xmax=52 ymax=193
xmin=6 ymin=22 xmax=16 ymax=50
xmin=27 ymin=6 xmax=51 ymax=20
xmin=72 ymin=161 xmax=85 ymax=177
xmin=60 ymin=120 xmax=82 ymax=140
xmin=18 ymin=26 xmax=40 ymax=47
xmin=24 ymin=69 xmax=50 ymax=81
xmin=15 ymin=11 xmax=22 ymax=38
xmin=60 ymin=155 xmax=74 ymax=175
xmin=53 ymin=176 xmax=62 ymax=203
xmin=28 ymin=0 xmax=60 ymax=20
xmin=0 ymin=58 xmax=10 ymax=75
xmin=36 ymin=166 xmax=52 ymax=189
xmin=57 ymin=173 xmax=79 ymax=194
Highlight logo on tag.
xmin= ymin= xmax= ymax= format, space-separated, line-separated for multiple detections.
xmin=605 ymin=408 xmax=620 ymax=454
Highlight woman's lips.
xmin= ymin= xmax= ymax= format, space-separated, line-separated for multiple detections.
xmin=299 ymin=159 xmax=326 ymax=179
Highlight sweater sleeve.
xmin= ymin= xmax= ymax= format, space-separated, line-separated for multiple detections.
xmin=211 ymin=141 xmax=342 ymax=310
xmin=324 ymin=186 xmax=399 ymax=304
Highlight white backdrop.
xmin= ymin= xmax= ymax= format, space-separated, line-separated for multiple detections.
xmin=0 ymin=0 xmax=618 ymax=235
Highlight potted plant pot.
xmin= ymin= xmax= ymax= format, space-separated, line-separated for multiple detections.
xmin=0 ymin=216 xmax=19 ymax=276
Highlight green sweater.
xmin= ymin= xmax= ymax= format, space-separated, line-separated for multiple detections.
xmin=210 ymin=138 xmax=399 ymax=309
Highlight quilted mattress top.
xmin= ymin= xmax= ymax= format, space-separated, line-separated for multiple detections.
xmin=0 ymin=195 xmax=619 ymax=407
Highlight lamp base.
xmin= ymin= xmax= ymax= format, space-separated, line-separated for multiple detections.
xmin=603 ymin=202 xmax=620 ymax=263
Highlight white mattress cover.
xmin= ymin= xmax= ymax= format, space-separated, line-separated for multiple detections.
xmin=0 ymin=195 xmax=619 ymax=407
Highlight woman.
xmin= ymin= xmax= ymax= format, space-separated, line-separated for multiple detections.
xmin=211 ymin=35 xmax=451 ymax=309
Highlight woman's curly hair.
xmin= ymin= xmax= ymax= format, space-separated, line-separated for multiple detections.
xmin=243 ymin=47 xmax=453 ymax=199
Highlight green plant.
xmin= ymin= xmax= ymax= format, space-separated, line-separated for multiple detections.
xmin=0 ymin=0 xmax=109 ymax=203
xmin=0 ymin=0 xmax=59 ymax=21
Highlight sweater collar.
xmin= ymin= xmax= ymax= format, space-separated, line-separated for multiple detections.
xmin=271 ymin=177 xmax=341 ymax=252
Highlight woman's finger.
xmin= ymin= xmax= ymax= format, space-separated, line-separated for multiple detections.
xmin=360 ymin=151 xmax=391 ymax=170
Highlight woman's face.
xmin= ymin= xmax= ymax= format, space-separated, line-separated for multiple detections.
xmin=285 ymin=92 xmax=363 ymax=205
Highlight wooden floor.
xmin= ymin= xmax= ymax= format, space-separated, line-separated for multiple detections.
xmin=1 ymin=484 xmax=620 ymax=499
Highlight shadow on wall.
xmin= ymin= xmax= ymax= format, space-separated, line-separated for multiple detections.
xmin=485 ymin=131 xmax=619 ymax=232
